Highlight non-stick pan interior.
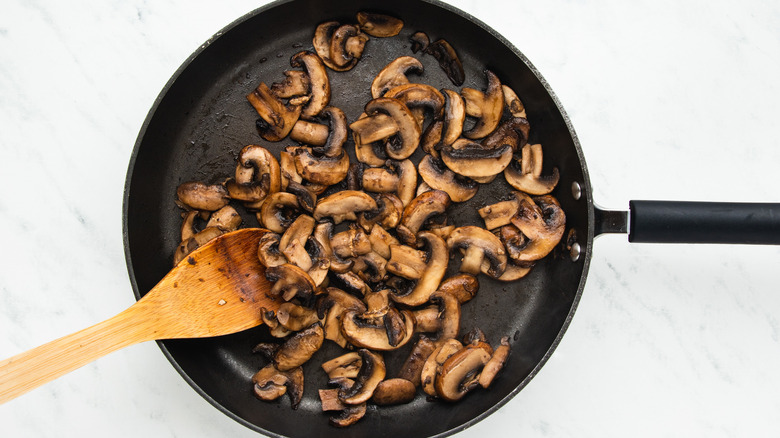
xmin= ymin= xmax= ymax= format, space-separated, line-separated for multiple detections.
xmin=123 ymin=0 xmax=592 ymax=436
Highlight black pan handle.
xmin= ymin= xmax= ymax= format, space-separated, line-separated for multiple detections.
xmin=623 ymin=200 xmax=780 ymax=244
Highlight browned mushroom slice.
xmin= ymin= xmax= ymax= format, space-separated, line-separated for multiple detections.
xmin=351 ymin=251 xmax=388 ymax=284
xmin=366 ymin=223 xmax=401 ymax=259
xmin=509 ymin=193 xmax=566 ymax=262
xmin=278 ymin=214 xmax=316 ymax=270
xmin=440 ymin=140 xmax=513 ymax=179
xmin=317 ymin=287 xmax=367 ymax=348
xmin=276 ymin=302 xmax=320 ymax=332
xmin=434 ymin=342 xmax=492 ymax=401
xmin=504 ymin=143 xmax=561 ymax=195
xmin=252 ymin=364 xmax=304 ymax=409
xmin=350 ymin=112 xmax=399 ymax=167
xmin=478 ymin=195 xmax=522 ymax=231
xmin=305 ymin=237 xmax=331 ymax=286
xmin=424 ymin=39 xmax=465 ymax=86
xmin=461 ymin=70 xmax=504 ymax=139
xmin=265 ymin=263 xmax=316 ymax=302
xmin=322 ymin=352 xmax=363 ymax=379
xmin=176 ymin=181 xmax=229 ymax=211
xmin=389 ymin=232 xmax=448 ymax=307
xmin=371 ymin=56 xmax=424 ymax=98
xmin=371 ymin=378 xmax=416 ymax=405
xmin=337 ymin=349 xmax=386 ymax=405
xmin=271 ymin=70 xmax=311 ymax=100
xmin=409 ymin=31 xmax=429 ymax=53
xmin=341 ymin=307 xmax=415 ymax=351
xmin=313 ymin=21 xmax=341 ymax=69
xmin=420 ymin=338 xmax=463 ymax=396
xmin=322 ymin=386 xmax=367 ymax=427
xmin=330 ymin=227 xmax=372 ymax=259
xmin=290 ymin=50 xmax=330 ymax=119
xmin=384 ymin=83 xmax=446 ymax=128
xmin=247 ymin=82 xmax=302 ymax=142
xmin=438 ymin=273 xmax=479 ymax=304
xmin=334 ymin=271 xmax=371 ymax=296
xmin=481 ymin=116 xmax=531 ymax=152
xmin=180 ymin=210 xmax=206 ymax=242
xmin=397 ymin=335 xmax=437 ymax=386
xmin=260 ymin=308 xmax=293 ymax=338
xmin=234 ymin=144 xmax=282 ymax=209
xmin=359 ymin=194 xmax=404 ymax=231
xmin=292 ymin=146 xmax=350 ymax=187
xmin=289 ymin=119 xmax=329 ymax=146
xmin=479 ymin=336 xmax=511 ymax=388
xmin=502 ymin=84 xmax=527 ymax=118
xmin=202 ymin=206 xmax=240 ymax=232
xmin=329 ymin=24 xmax=369 ymax=70
xmin=356 ymin=11 xmax=403 ymax=37
xmin=364 ymin=97 xmax=421 ymax=160
xmin=314 ymin=190 xmax=378 ymax=224
xmin=272 ymin=322 xmax=325 ymax=371
xmin=418 ymin=154 xmax=478 ymax=203
xmin=361 ymin=159 xmax=417 ymax=207
xmin=440 ymin=89 xmax=465 ymax=148
xmin=396 ymin=189 xmax=451 ymax=245
xmin=413 ymin=290 xmax=461 ymax=343
xmin=386 ymin=244 xmax=428 ymax=280
xmin=447 ymin=226 xmax=508 ymax=277
xmin=257 ymin=232 xmax=285 ymax=268
xmin=258 ymin=192 xmax=300 ymax=233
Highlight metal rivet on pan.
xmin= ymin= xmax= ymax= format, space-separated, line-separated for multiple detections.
xmin=570 ymin=242 xmax=581 ymax=262
xmin=571 ymin=181 xmax=582 ymax=200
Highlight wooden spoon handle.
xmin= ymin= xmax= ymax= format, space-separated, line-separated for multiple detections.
xmin=0 ymin=305 xmax=154 ymax=404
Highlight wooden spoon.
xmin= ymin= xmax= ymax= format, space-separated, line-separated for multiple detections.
xmin=0 ymin=228 xmax=275 ymax=404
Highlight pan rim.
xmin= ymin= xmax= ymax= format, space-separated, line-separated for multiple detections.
xmin=121 ymin=0 xmax=595 ymax=436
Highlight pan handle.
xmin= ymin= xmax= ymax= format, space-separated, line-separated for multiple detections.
xmin=625 ymin=200 xmax=780 ymax=244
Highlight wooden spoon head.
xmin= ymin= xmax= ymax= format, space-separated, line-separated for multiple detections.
xmin=137 ymin=228 xmax=277 ymax=339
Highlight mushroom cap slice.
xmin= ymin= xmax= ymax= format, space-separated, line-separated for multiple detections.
xmin=438 ymin=273 xmax=479 ymax=304
xmin=461 ymin=70 xmax=504 ymax=139
xmin=418 ymin=154 xmax=478 ymax=203
xmin=276 ymin=302 xmax=320 ymax=332
xmin=314 ymin=190 xmax=378 ymax=224
xmin=359 ymin=193 xmax=404 ymax=231
xmin=252 ymin=364 xmax=304 ymax=409
xmin=409 ymin=31 xmax=430 ymax=53
xmin=504 ymin=143 xmax=560 ymax=195
xmin=356 ymin=11 xmax=404 ymax=37
xmin=290 ymin=50 xmax=330 ymax=119
xmin=440 ymin=140 xmax=513 ymax=178
xmin=313 ymin=21 xmax=341 ymax=69
xmin=257 ymin=232 xmax=286 ymax=268
xmin=265 ymin=263 xmax=316 ymax=302
xmin=176 ymin=181 xmax=229 ymax=211
xmin=397 ymin=335 xmax=437 ymax=387
xmin=441 ymin=89 xmax=465 ymax=147
xmin=434 ymin=342 xmax=492 ymax=402
xmin=509 ymin=193 xmax=566 ymax=262
xmin=371 ymin=56 xmax=424 ymax=98
xmin=390 ymin=232 xmax=449 ymax=307
xmin=272 ymin=322 xmax=325 ymax=371
xmin=478 ymin=196 xmax=521 ymax=231
xmin=447 ymin=226 xmax=508 ymax=277
xmin=371 ymin=378 xmax=416 ymax=405
xmin=322 ymin=352 xmax=363 ymax=380
xmin=396 ymin=189 xmax=451 ymax=245
xmin=365 ymin=97 xmax=421 ymax=160
xmin=340 ymin=308 xmax=415 ymax=351
xmin=248 ymin=82 xmax=302 ymax=142
xmin=329 ymin=24 xmax=368 ymax=70
xmin=259 ymin=191 xmax=300 ymax=233
xmin=502 ymin=84 xmax=527 ymax=118
xmin=293 ymin=146 xmax=350 ymax=186
xmin=420 ymin=338 xmax=463 ymax=396
xmin=314 ymin=106 xmax=348 ymax=158
xmin=424 ymin=39 xmax=465 ymax=86
xmin=481 ymin=116 xmax=531 ymax=152
xmin=384 ymin=83 xmax=446 ymax=126
xmin=338 ymin=349 xmax=387 ymax=405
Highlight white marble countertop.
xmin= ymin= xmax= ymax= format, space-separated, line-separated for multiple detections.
xmin=2 ymin=0 xmax=780 ymax=436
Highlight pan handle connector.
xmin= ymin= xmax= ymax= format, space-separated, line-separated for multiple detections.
xmin=627 ymin=200 xmax=780 ymax=244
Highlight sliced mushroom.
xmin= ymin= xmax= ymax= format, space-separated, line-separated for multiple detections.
xmin=434 ymin=342 xmax=492 ymax=402
xmin=420 ymin=338 xmax=463 ymax=396
xmin=389 ymin=232 xmax=448 ymax=307
xmin=351 ymin=251 xmax=388 ymax=284
xmin=502 ymin=84 xmax=527 ymax=118
xmin=272 ymin=322 xmax=325 ymax=371
xmin=384 ymin=83 xmax=446 ymax=128
xmin=247 ymin=82 xmax=302 ymax=142
xmin=360 ymin=159 xmax=417 ymax=207
xmin=413 ymin=290 xmax=461 ymax=343
xmin=397 ymin=335 xmax=437 ymax=386
xmin=386 ymin=244 xmax=428 ymax=280
xmin=278 ymin=214 xmax=316 ymax=270
xmin=358 ymin=193 xmax=404 ymax=231
xmin=314 ymin=190 xmax=378 ymax=224
xmin=271 ymin=70 xmax=310 ymax=100
xmin=329 ymin=24 xmax=369 ymax=70
xmin=313 ymin=21 xmax=342 ymax=70
xmin=366 ymin=223 xmax=401 ymax=259
xmin=321 ymin=381 xmax=367 ymax=427
xmin=447 ymin=226 xmax=507 ymax=277
xmin=180 ymin=210 xmax=206 ymax=242
xmin=461 ymin=70 xmax=503 ymax=139
xmin=258 ymin=192 xmax=300 ymax=233
xmin=371 ymin=56 xmax=424 ymax=98
xmin=338 ymin=349 xmax=386 ymax=405
xmin=172 ymin=226 xmax=223 ymax=266
xmin=257 ymin=232 xmax=286 ymax=268
xmin=317 ymin=287 xmax=367 ymax=348
xmin=364 ymin=97 xmax=421 ymax=160
xmin=396 ymin=189 xmax=451 ymax=246
xmin=334 ymin=271 xmax=372 ymax=296
xmin=260 ymin=308 xmax=293 ymax=338
xmin=409 ymin=31 xmax=429 ymax=54
xmin=509 ymin=193 xmax=566 ymax=262
xmin=356 ymin=11 xmax=403 ymax=37
xmin=252 ymin=364 xmax=304 ymax=409
xmin=438 ymin=273 xmax=479 ymax=304
xmin=371 ymin=378 xmax=416 ymax=405
xmin=290 ymin=50 xmax=330 ymax=119
xmin=265 ymin=263 xmax=316 ymax=302
xmin=233 ymin=144 xmax=282 ymax=209
xmin=176 ymin=181 xmax=229 ymax=211
xmin=418 ymin=154 xmax=478 ymax=203
xmin=322 ymin=352 xmax=363 ymax=379
xmin=205 ymin=205 xmax=241 ymax=231
xmin=481 ymin=116 xmax=531 ymax=152
xmin=331 ymin=227 xmax=372 ymax=259
xmin=440 ymin=89 xmax=465 ymax=147
xmin=421 ymin=38 xmax=464 ymax=86
xmin=479 ymin=336 xmax=511 ymax=388
xmin=440 ymin=140 xmax=513 ymax=179
xmin=341 ymin=307 xmax=415 ymax=351
xmin=293 ymin=146 xmax=350 ymax=186
xmin=276 ymin=302 xmax=320 ymax=332
xmin=312 ymin=220 xmax=352 ymax=274
xmin=504 ymin=143 xmax=560 ymax=195
xmin=478 ymin=195 xmax=522 ymax=231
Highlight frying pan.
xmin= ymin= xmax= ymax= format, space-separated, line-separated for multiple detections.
xmin=121 ymin=0 xmax=780 ymax=436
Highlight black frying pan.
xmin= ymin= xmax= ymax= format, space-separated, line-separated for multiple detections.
xmin=122 ymin=0 xmax=780 ymax=437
